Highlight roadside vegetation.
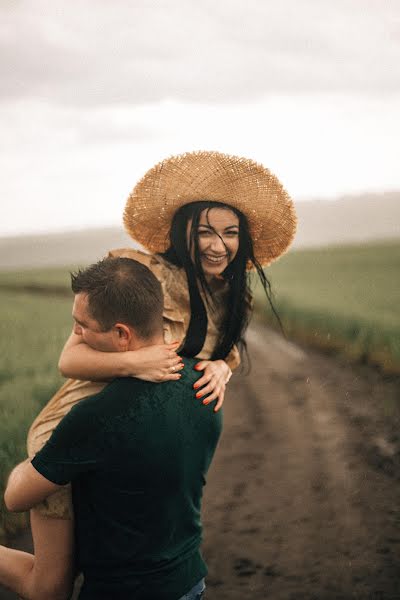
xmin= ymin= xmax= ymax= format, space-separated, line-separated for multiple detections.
xmin=255 ymin=240 xmax=400 ymax=374
xmin=0 ymin=289 xmax=71 ymax=542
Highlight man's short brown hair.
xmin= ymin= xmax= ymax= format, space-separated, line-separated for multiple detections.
xmin=71 ymin=257 xmax=163 ymax=339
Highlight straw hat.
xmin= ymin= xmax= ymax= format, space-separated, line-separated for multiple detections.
xmin=123 ymin=150 xmax=297 ymax=266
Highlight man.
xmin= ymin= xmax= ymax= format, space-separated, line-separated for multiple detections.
xmin=3 ymin=257 xmax=222 ymax=599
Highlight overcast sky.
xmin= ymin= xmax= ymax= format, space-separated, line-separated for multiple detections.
xmin=1 ymin=0 xmax=399 ymax=235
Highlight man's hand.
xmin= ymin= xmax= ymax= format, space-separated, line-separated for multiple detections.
xmin=4 ymin=459 xmax=62 ymax=513
xmin=193 ymin=359 xmax=232 ymax=412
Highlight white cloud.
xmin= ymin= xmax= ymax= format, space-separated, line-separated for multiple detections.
xmin=1 ymin=0 xmax=399 ymax=106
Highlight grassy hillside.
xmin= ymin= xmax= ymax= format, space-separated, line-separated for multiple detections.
xmin=255 ymin=240 xmax=400 ymax=373
xmin=0 ymin=266 xmax=76 ymax=290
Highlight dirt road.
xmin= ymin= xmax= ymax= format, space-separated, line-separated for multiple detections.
xmin=202 ymin=323 xmax=400 ymax=599
xmin=1 ymin=323 xmax=399 ymax=599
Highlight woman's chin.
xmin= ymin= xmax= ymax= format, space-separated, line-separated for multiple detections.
xmin=201 ymin=260 xmax=228 ymax=278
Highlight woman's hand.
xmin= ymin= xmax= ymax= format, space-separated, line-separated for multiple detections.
xmin=127 ymin=342 xmax=184 ymax=382
xmin=193 ymin=359 xmax=232 ymax=412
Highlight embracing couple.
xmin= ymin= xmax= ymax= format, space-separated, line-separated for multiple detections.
xmin=1 ymin=151 xmax=296 ymax=599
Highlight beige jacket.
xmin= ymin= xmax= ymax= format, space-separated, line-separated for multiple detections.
xmin=27 ymin=249 xmax=240 ymax=518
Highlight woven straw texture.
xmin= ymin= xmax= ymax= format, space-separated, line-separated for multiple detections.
xmin=123 ymin=151 xmax=297 ymax=266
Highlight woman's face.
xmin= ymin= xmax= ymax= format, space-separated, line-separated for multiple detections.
xmin=187 ymin=207 xmax=240 ymax=278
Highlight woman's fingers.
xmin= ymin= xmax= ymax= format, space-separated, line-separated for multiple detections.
xmin=168 ymin=356 xmax=184 ymax=369
xmin=194 ymin=360 xmax=208 ymax=372
xmin=193 ymin=373 xmax=212 ymax=391
xmin=213 ymin=390 xmax=225 ymax=412
xmin=202 ymin=384 xmax=224 ymax=406
xmin=162 ymin=371 xmax=183 ymax=381
xmin=195 ymin=379 xmax=215 ymax=399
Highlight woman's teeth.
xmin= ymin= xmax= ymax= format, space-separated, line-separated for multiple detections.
xmin=202 ymin=254 xmax=227 ymax=264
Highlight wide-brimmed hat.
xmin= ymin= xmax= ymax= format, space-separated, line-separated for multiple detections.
xmin=123 ymin=150 xmax=297 ymax=266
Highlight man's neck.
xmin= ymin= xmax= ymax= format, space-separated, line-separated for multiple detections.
xmin=128 ymin=334 xmax=164 ymax=351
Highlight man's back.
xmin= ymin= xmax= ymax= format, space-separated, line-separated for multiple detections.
xmin=32 ymin=358 xmax=222 ymax=599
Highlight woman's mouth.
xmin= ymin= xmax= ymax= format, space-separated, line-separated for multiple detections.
xmin=202 ymin=254 xmax=228 ymax=264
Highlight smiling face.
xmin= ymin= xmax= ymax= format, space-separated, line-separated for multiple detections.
xmin=187 ymin=207 xmax=240 ymax=278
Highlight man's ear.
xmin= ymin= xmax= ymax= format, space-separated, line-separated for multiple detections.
xmin=114 ymin=323 xmax=132 ymax=348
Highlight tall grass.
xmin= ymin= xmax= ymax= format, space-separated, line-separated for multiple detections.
xmin=0 ymin=290 xmax=72 ymax=541
xmin=254 ymin=240 xmax=400 ymax=373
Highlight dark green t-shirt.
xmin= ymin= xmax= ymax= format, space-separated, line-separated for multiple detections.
xmin=32 ymin=358 xmax=222 ymax=600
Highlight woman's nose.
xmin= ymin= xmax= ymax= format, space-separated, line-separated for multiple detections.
xmin=209 ymin=234 xmax=226 ymax=253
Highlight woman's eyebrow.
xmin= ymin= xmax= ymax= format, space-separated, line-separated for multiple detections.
xmin=197 ymin=224 xmax=239 ymax=230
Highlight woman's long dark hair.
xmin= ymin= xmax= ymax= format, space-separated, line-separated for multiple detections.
xmin=161 ymin=200 xmax=281 ymax=360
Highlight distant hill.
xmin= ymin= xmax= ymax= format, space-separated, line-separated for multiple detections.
xmin=0 ymin=228 xmax=138 ymax=270
xmin=293 ymin=191 xmax=400 ymax=249
xmin=0 ymin=192 xmax=399 ymax=269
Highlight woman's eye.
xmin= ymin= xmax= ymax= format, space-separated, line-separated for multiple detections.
xmin=198 ymin=230 xmax=211 ymax=236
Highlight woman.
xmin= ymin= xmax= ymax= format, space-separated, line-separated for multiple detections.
xmin=1 ymin=151 xmax=295 ymax=599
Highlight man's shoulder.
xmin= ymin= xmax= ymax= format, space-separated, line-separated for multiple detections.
xmin=74 ymin=377 xmax=150 ymax=409
xmin=67 ymin=359 xmax=201 ymax=415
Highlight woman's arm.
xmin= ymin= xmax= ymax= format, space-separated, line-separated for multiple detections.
xmin=224 ymin=344 xmax=241 ymax=371
xmin=58 ymin=330 xmax=184 ymax=382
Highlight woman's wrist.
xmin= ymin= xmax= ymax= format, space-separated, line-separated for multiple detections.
xmin=219 ymin=359 xmax=232 ymax=383
xmin=120 ymin=350 xmax=138 ymax=378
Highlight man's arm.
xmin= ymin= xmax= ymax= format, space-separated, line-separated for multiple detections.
xmin=7 ymin=393 xmax=106 ymax=514
xmin=4 ymin=459 xmax=62 ymax=513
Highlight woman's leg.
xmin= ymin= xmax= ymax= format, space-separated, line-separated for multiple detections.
xmin=0 ymin=508 xmax=74 ymax=600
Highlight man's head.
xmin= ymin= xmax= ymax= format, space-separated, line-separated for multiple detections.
xmin=71 ymin=257 xmax=163 ymax=352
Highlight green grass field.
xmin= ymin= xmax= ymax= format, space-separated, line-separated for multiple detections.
xmin=0 ymin=265 xmax=77 ymax=290
xmin=254 ymin=239 xmax=400 ymax=373
xmin=0 ymin=289 xmax=72 ymax=541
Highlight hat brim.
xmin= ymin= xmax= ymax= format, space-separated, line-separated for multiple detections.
xmin=123 ymin=151 xmax=297 ymax=267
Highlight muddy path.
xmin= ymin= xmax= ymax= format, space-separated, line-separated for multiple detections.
xmin=1 ymin=323 xmax=399 ymax=599
xmin=202 ymin=323 xmax=400 ymax=599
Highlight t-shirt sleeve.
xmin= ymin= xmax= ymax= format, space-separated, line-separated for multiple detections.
xmin=31 ymin=400 xmax=105 ymax=485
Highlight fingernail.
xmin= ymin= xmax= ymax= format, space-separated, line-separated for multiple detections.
xmin=193 ymin=383 xmax=199 ymax=389
xmin=194 ymin=365 xmax=201 ymax=371
xmin=177 ymin=374 xmax=182 ymax=378
xmin=195 ymin=392 xmax=202 ymax=398
xmin=202 ymin=400 xmax=209 ymax=405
